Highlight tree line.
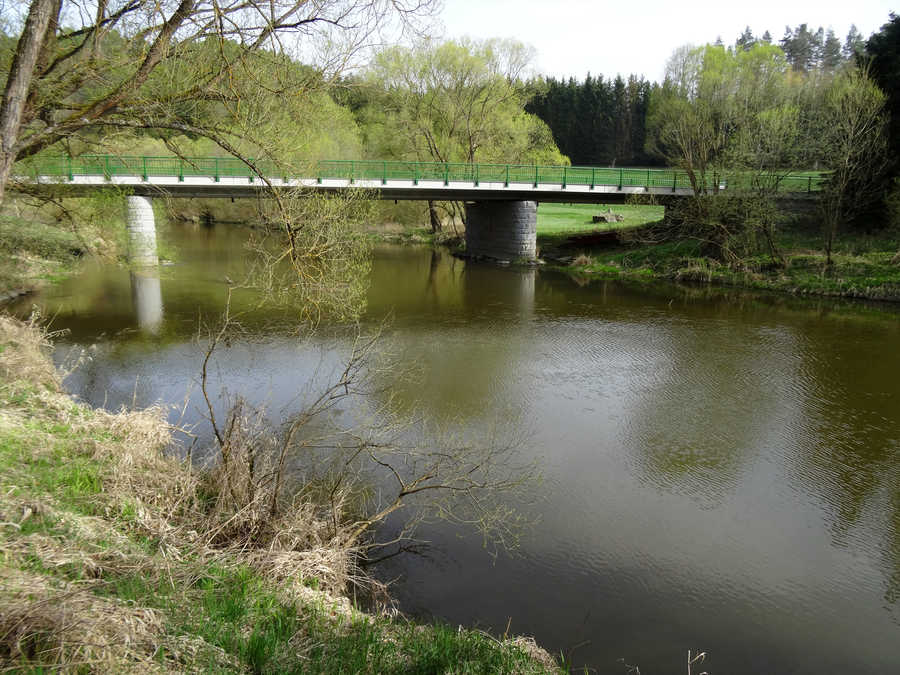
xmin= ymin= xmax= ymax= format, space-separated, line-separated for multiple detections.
xmin=522 ymin=22 xmax=880 ymax=172
xmin=524 ymin=74 xmax=655 ymax=167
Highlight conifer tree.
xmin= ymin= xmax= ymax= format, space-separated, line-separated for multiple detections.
xmin=736 ymin=26 xmax=756 ymax=52
xmin=822 ymin=29 xmax=843 ymax=70
xmin=844 ymin=25 xmax=866 ymax=61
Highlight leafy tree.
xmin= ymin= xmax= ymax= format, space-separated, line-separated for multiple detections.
xmin=362 ymin=38 xmax=561 ymax=166
xmin=646 ymin=43 xmax=802 ymax=262
xmin=358 ymin=38 xmax=565 ymax=230
xmin=649 ymin=40 xmax=890 ymax=264
xmin=646 ymin=44 xmax=730 ymax=196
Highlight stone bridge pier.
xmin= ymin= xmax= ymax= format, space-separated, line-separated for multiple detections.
xmin=126 ymin=195 xmax=158 ymax=266
xmin=465 ymin=200 xmax=537 ymax=262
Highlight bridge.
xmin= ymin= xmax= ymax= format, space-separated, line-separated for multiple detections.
xmin=17 ymin=155 xmax=825 ymax=264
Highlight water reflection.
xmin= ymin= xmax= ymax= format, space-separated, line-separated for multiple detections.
xmin=365 ymin=250 xmax=537 ymax=419
xmin=787 ymin=323 xmax=900 ymax=608
xmin=622 ymin=321 xmax=802 ymax=507
xmin=130 ymin=268 xmax=163 ymax=333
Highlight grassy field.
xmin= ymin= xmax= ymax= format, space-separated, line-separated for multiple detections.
xmin=536 ymin=202 xmax=664 ymax=240
xmin=0 ymin=316 xmax=559 ymax=673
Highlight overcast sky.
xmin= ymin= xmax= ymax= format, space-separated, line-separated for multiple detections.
xmin=438 ymin=0 xmax=897 ymax=82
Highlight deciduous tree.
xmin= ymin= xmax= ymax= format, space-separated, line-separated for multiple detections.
xmin=0 ymin=0 xmax=435 ymax=202
xmin=810 ymin=69 xmax=888 ymax=264
xmin=646 ymin=43 xmax=801 ymax=262
xmin=359 ymin=38 xmax=565 ymax=230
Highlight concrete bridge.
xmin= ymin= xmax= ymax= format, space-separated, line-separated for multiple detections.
xmin=17 ymin=155 xmax=824 ymax=264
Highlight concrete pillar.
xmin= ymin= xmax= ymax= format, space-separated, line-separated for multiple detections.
xmin=465 ymin=200 xmax=537 ymax=262
xmin=126 ymin=195 xmax=158 ymax=266
xmin=130 ymin=269 xmax=163 ymax=334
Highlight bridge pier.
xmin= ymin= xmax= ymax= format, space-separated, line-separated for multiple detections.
xmin=126 ymin=195 xmax=158 ymax=266
xmin=465 ymin=200 xmax=537 ymax=262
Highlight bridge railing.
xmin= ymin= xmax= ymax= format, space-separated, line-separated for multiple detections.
xmin=22 ymin=155 xmax=825 ymax=194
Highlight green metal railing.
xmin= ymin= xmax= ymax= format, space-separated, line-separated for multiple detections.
xmin=20 ymin=155 xmax=827 ymax=194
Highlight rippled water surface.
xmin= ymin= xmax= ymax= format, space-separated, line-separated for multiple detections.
xmin=11 ymin=224 xmax=900 ymax=673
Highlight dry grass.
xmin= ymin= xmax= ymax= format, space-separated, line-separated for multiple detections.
xmin=1 ymin=314 xmax=356 ymax=589
xmin=0 ymin=315 xmax=365 ymax=667
xmin=0 ymin=314 xmax=60 ymax=393
xmin=508 ymin=636 xmax=560 ymax=671
xmin=0 ymin=568 xmax=164 ymax=671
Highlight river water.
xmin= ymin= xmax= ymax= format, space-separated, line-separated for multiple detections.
xmin=10 ymin=223 xmax=900 ymax=673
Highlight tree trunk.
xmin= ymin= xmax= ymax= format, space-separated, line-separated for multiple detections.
xmin=428 ymin=200 xmax=442 ymax=233
xmin=0 ymin=0 xmax=58 ymax=203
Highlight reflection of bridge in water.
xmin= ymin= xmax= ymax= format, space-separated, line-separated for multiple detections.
xmin=130 ymin=269 xmax=163 ymax=334
xmin=19 ymin=155 xmax=824 ymax=264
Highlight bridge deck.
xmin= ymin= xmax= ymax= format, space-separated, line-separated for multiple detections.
xmin=17 ymin=155 xmax=825 ymax=202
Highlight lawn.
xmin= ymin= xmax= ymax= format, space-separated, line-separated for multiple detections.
xmin=536 ymin=202 xmax=664 ymax=240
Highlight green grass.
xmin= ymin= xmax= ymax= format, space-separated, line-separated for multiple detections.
xmin=553 ymin=223 xmax=900 ymax=301
xmin=0 ymin=216 xmax=85 ymax=294
xmin=364 ymin=202 xmax=664 ymax=250
xmin=105 ymin=561 xmax=549 ymax=674
xmin=536 ymin=202 xmax=664 ymax=240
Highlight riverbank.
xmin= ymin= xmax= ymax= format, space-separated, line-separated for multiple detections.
xmin=366 ymin=201 xmax=900 ymax=302
xmin=0 ymin=215 xmax=87 ymax=300
xmin=545 ymin=225 xmax=900 ymax=302
xmin=0 ymin=316 xmax=558 ymax=673
xmin=437 ymin=201 xmax=900 ymax=302
xmin=0 ymin=194 xmax=132 ymax=299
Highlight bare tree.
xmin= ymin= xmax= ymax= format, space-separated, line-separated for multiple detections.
xmin=810 ymin=68 xmax=889 ymax=265
xmin=197 ymin=301 xmax=537 ymax=574
xmin=0 ymin=0 xmax=437 ymax=202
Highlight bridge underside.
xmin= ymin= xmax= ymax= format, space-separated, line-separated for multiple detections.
xmin=19 ymin=175 xmax=696 ymax=204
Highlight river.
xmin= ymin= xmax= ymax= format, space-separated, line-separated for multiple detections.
xmin=9 ymin=222 xmax=900 ymax=673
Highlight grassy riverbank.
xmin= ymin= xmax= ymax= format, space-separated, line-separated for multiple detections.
xmin=540 ymin=206 xmax=900 ymax=302
xmin=0 ymin=194 xmax=132 ymax=299
xmin=0 ymin=215 xmax=87 ymax=300
xmin=0 ymin=316 xmax=558 ymax=673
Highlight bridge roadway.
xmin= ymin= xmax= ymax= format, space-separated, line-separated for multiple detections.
xmin=17 ymin=155 xmax=823 ymax=263
xmin=27 ymin=172 xmax=696 ymax=203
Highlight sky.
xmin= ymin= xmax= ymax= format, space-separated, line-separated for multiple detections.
xmin=438 ymin=0 xmax=897 ymax=82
